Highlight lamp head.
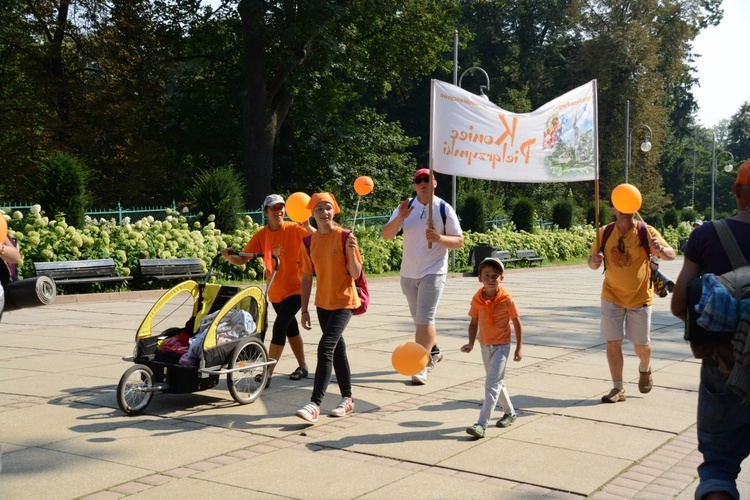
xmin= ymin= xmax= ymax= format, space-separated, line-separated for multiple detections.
xmin=724 ymin=163 xmax=734 ymax=173
xmin=640 ymin=140 xmax=652 ymax=153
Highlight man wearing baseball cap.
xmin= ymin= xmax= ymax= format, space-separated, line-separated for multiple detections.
xmin=671 ymin=159 xmax=750 ymax=499
xmin=382 ymin=168 xmax=464 ymax=385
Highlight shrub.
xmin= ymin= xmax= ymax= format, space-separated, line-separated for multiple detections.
xmin=551 ymin=198 xmax=575 ymax=229
xmin=663 ymin=207 xmax=680 ymax=228
xmin=187 ymin=166 xmax=246 ymax=233
xmin=36 ymin=152 xmax=91 ymax=228
xmin=586 ymin=200 xmax=612 ymax=226
xmin=460 ymin=192 xmax=486 ymax=233
xmin=680 ymin=207 xmax=700 ymax=223
xmin=644 ymin=212 xmax=664 ymax=230
xmin=511 ymin=198 xmax=535 ymax=233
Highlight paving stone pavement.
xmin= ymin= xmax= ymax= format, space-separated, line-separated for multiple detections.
xmin=1 ymin=258 xmax=749 ymax=499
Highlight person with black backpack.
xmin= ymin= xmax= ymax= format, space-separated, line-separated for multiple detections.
xmin=382 ymin=168 xmax=464 ymax=385
xmin=671 ymin=160 xmax=750 ymax=500
xmin=588 ymin=186 xmax=675 ymax=404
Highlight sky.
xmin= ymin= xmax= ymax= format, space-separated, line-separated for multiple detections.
xmin=691 ymin=0 xmax=750 ymax=128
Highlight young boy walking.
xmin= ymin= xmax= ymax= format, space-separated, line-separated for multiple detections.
xmin=462 ymin=257 xmax=523 ymax=438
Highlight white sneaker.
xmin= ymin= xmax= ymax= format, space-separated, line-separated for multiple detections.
xmin=411 ymin=368 xmax=427 ymax=385
xmin=330 ymin=397 xmax=355 ymax=417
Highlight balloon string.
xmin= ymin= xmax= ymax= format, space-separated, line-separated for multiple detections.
xmin=352 ymin=196 xmax=361 ymax=228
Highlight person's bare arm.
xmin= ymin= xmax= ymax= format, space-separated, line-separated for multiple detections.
xmin=671 ymin=258 xmax=700 ymax=321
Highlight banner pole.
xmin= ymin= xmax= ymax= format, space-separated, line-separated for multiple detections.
xmin=592 ymin=79 xmax=601 ymax=249
xmin=428 ymin=80 xmax=435 ymax=249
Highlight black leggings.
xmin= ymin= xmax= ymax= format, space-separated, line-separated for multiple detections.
xmin=311 ymin=308 xmax=353 ymax=405
xmin=270 ymin=295 xmax=302 ymax=347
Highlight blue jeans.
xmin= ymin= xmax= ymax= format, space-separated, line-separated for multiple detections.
xmin=311 ymin=308 xmax=353 ymax=406
xmin=477 ymin=343 xmax=514 ymax=428
xmin=696 ymin=361 xmax=750 ymax=499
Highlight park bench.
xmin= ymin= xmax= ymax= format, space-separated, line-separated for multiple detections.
xmin=515 ymin=249 xmax=545 ymax=266
xmin=138 ymin=258 xmax=204 ymax=282
xmin=34 ymin=258 xmax=133 ymax=286
xmin=495 ymin=250 xmax=521 ymax=268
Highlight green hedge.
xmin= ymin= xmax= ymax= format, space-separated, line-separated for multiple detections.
xmin=2 ymin=206 xmax=690 ymax=291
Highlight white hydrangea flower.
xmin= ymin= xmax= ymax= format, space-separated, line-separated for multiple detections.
xmin=12 ymin=211 xmax=22 ymax=220
xmin=30 ymin=205 xmax=41 ymax=215
xmin=207 ymin=214 xmax=215 ymax=222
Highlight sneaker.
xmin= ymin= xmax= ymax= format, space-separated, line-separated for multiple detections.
xmin=411 ymin=368 xmax=427 ymax=385
xmin=295 ymin=403 xmax=319 ymax=423
xmin=330 ymin=397 xmax=355 ymax=417
xmin=466 ymin=424 xmax=485 ymax=438
xmin=638 ymin=369 xmax=653 ymax=394
xmin=496 ymin=413 xmax=517 ymax=428
xmin=601 ymin=388 xmax=626 ymax=403
xmin=427 ymin=346 xmax=444 ymax=371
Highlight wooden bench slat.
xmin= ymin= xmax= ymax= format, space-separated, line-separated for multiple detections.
xmin=34 ymin=258 xmax=131 ymax=285
xmin=138 ymin=258 xmax=204 ymax=281
xmin=515 ymin=249 xmax=545 ymax=266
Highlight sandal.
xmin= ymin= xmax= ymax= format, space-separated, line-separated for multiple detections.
xmin=254 ymin=373 xmax=271 ymax=389
xmin=290 ymin=366 xmax=308 ymax=380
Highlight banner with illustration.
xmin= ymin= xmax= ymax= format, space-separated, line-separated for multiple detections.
xmin=430 ymin=80 xmax=597 ymax=182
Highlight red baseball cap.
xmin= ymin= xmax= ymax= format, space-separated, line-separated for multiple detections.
xmin=414 ymin=168 xmax=430 ymax=181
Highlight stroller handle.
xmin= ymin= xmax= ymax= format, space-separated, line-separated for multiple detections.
xmin=213 ymin=252 xmax=280 ymax=298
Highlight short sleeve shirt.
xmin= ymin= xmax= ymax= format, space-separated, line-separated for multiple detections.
xmin=243 ymin=221 xmax=308 ymax=303
xmin=388 ymin=196 xmax=462 ymax=279
xmin=468 ymin=287 xmax=519 ymax=345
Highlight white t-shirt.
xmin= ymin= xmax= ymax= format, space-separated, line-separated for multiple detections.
xmin=388 ymin=196 xmax=462 ymax=279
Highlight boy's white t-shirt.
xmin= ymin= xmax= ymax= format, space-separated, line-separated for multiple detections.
xmin=388 ymin=196 xmax=462 ymax=279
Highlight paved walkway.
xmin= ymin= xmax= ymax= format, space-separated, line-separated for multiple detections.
xmin=0 ymin=259 xmax=748 ymax=499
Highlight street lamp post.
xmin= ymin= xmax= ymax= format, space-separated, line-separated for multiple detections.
xmin=710 ymin=131 xmax=735 ymax=220
xmin=624 ymin=101 xmax=653 ymax=184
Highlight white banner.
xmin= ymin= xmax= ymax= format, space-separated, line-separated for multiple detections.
xmin=430 ymin=80 xmax=597 ymax=182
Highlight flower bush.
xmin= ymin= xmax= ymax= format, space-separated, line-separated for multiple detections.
xmin=1 ymin=206 xmax=688 ymax=292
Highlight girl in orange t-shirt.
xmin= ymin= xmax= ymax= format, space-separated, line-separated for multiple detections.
xmin=221 ymin=194 xmax=314 ymax=384
xmin=295 ymin=193 xmax=363 ymax=423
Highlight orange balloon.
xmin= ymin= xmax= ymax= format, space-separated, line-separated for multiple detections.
xmin=0 ymin=214 xmax=7 ymax=243
xmin=354 ymin=176 xmax=374 ymax=196
xmin=611 ymin=183 xmax=642 ymax=214
xmin=285 ymin=192 xmax=311 ymax=222
xmin=391 ymin=342 xmax=429 ymax=376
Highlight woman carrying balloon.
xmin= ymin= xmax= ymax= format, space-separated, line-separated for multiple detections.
xmin=221 ymin=194 xmax=314 ymax=385
xmin=295 ymin=192 xmax=363 ymax=423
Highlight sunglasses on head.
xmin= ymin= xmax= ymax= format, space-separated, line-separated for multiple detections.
xmin=414 ymin=176 xmax=430 ymax=184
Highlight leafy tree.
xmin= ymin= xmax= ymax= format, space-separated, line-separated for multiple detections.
xmin=187 ymin=166 xmax=246 ymax=233
xmin=551 ymin=198 xmax=575 ymax=229
xmin=512 ymin=198 xmax=536 ymax=233
xmin=236 ymin=0 xmax=459 ymax=208
xmin=727 ymin=102 xmax=750 ymax=163
xmin=460 ymin=192 xmax=486 ymax=233
xmin=36 ymin=152 xmax=91 ymax=228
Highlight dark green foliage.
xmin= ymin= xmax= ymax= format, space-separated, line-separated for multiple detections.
xmin=460 ymin=192 xmax=487 ymax=233
xmin=36 ymin=152 xmax=91 ymax=228
xmin=587 ymin=201 xmax=613 ymax=226
xmin=187 ymin=166 xmax=246 ymax=233
xmin=644 ymin=212 xmax=664 ymax=230
xmin=681 ymin=207 xmax=700 ymax=223
xmin=663 ymin=207 xmax=680 ymax=228
xmin=512 ymin=198 xmax=536 ymax=233
xmin=551 ymin=198 xmax=575 ymax=229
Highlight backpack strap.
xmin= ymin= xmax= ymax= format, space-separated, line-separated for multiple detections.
xmin=713 ymin=219 xmax=748 ymax=269
xmin=408 ymin=197 xmax=447 ymax=233
xmin=302 ymin=234 xmax=312 ymax=250
xmin=635 ymin=221 xmax=651 ymax=257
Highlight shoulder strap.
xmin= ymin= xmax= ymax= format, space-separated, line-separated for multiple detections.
xmin=713 ymin=219 xmax=748 ymax=269
xmin=636 ymin=221 xmax=651 ymax=257
xmin=303 ymin=234 xmax=312 ymax=250
xmin=601 ymin=223 xmax=615 ymax=251
xmin=439 ymin=200 xmax=447 ymax=228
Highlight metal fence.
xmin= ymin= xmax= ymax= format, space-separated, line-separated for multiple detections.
xmin=0 ymin=202 xmax=550 ymax=229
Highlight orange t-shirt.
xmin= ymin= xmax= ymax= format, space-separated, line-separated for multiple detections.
xmin=243 ymin=221 xmax=308 ymax=303
xmin=588 ymin=223 xmax=668 ymax=308
xmin=298 ymin=227 xmax=362 ymax=311
xmin=468 ymin=287 xmax=519 ymax=345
